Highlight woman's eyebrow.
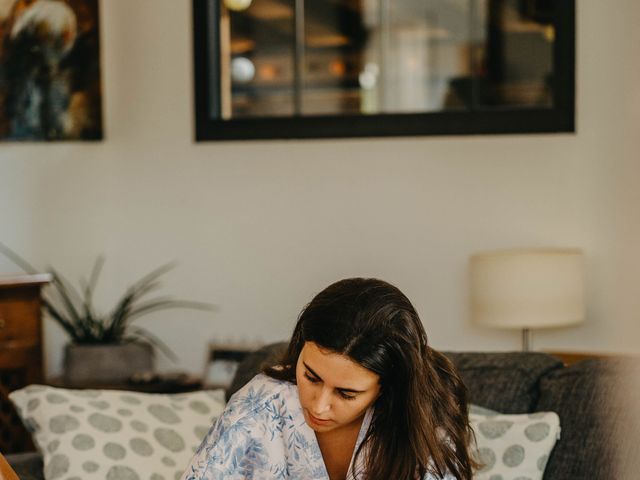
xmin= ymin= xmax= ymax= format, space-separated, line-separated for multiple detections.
xmin=302 ymin=361 xmax=366 ymax=393
xmin=303 ymin=362 xmax=322 ymax=379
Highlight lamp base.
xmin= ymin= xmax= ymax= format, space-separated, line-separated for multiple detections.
xmin=522 ymin=328 xmax=531 ymax=351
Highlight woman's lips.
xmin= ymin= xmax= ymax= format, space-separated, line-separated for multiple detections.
xmin=308 ymin=412 xmax=332 ymax=425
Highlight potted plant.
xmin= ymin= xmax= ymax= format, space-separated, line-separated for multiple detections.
xmin=0 ymin=242 xmax=214 ymax=385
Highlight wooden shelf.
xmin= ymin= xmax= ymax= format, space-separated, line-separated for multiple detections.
xmin=0 ymin=274 xmax=52 ymax=289
xmin=544 ymin=350 xmax=637 ymax=366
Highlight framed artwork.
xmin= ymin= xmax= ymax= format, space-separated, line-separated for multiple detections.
xmin=0 ymin=0 xmax=103 ymax=141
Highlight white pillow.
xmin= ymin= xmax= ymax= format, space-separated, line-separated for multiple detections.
xmin=9 ymin=384 xmax=225 ymax=480
xmin=470 ymin=410 xmax=560 ymax=480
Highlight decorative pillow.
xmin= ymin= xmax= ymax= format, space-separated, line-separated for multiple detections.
xmin=470 ymin=404 xmax=499 ymax=416
xmin=470 ymin=410 xmax=560 ymax=480
xmin=9 ymin=385 xmax=225 ymax=480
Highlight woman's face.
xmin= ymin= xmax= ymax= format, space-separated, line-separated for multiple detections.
xmin=296 ymin=341 xmax=381 ymax=434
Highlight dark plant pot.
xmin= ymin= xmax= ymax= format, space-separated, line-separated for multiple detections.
xmin=63 ymin=343 xmax=155 ymax=385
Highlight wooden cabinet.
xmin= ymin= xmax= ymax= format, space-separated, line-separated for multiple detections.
xmin=0 ymin=274 xmax=50 ymax=453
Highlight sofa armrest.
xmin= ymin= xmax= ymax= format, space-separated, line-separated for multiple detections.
xmin=537 ymin=358 xmax=640 ymax=480
xmin=227 ymin=342 xmax=288 ymax=400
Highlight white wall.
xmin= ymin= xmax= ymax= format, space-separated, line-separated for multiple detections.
xmin=1 ymin=0 xmax=639 ymax=377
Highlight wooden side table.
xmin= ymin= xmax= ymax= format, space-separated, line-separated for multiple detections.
xmin=47 ymin=372 xmax=204 ymax=394
xmin=0 ymin=274 xmax=51 ymax=453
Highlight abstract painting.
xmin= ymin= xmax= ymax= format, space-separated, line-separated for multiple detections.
xmin=0 ymin=0 xmax=102 ymax=141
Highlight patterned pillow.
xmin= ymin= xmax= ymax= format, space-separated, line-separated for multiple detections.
xmin=9 ymin=385 xmax=225 ymax=480
xmin=470 ymin=404 xmax=499 ymax=416
xmin=470 ymin=410 xmax=560 ymax=480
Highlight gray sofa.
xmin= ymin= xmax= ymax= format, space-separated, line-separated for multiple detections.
xmin=230 ymin=344 xmax=639 ymax=480
xmin=7 ymin=344 xmax=639 ymax=480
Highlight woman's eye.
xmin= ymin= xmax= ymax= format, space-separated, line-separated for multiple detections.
xmin=304 ymin=372 xmax=319 ymax=383
xmin=339 ymin=392 xmax=356 ymax=401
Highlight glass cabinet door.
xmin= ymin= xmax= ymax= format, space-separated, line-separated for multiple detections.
xmin=223 ymin=0 xmax=296 ymax=118
xmin=193 ymin=0 xmax=574 ymax=139
xmin=472 ymin=0 xmax=555 ymax=108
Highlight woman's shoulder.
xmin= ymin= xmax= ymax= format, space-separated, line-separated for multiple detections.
xmin=230 ymin=372 xmax=293 ymax=397
xmin=223 ymin=373 xmax=296 ymax=423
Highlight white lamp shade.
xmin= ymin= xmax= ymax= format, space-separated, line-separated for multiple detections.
xmin=470 ymin=248 xmax=585 ymax=330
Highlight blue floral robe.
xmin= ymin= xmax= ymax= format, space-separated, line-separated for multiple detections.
xmin=181 ymin=374 xmax=454 ymax=480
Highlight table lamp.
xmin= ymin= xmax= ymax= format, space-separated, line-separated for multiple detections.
xmin=470 ymin=248 xmax=585 ymax=351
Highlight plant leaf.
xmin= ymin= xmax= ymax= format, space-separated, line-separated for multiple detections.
xmin=41 ymin=298 xmax=80 ymax=340
xmin=79 ymin=256 xmax=105 ymax=326
xmin=1 ymin=247 xmax=214 ymax=350
xmin=129 ymin=262 xmax=177 ymax=293
xmin=105 ymin=263 xmax=177 ymax=338
xmin=47 ymin=269 xmax=87 ymax=336
xmin=87 ymin=256 xmax=105 ymax=294
xmin=0 ymin=242 xmax=39 ymax=274
xmin=125 ymin=325 xmax=178 ymax=362
xmin=127 ymin=298 xmax=214 ymax=321
xmin=105 ymin=288 xmax=137 ymax=340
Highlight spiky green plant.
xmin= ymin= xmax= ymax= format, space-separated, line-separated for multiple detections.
xmin=0 ymin=242 xmax=214 ymax=361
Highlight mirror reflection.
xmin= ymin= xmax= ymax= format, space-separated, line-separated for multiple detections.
xmin=218 ymin=0 xmax=555 ymax=120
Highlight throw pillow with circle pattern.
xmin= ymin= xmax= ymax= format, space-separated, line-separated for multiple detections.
xmin=470 ymin=404 xmax=500 ymax=416
xmin=470 ymin=410 xmax=560 ymax=480
xmin=9 ymin=385 xmax=226 ymax=480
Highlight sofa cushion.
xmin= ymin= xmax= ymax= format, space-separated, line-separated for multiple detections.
xmin=536 ymin=358 xmax=640 ymax=480
xmin=9 ymin=385 xmax=225 ymax=480
xmin=470 ymin=410 xmax=560 ymax=480
xmin=444 ymin=352 xmax=563 ymax=413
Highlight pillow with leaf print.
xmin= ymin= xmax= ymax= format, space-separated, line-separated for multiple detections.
xmin=469 ymin=409 xmax=560 ymax=480
xmin=9 ymin=384 xmax=225 ymax=480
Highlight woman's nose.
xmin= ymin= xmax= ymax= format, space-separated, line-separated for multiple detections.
xmin=312 ymin=388 xmax=332 ymax=414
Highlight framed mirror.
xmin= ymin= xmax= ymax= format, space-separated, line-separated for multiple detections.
xmin=193 ymin=0 xmax=575 ymax=140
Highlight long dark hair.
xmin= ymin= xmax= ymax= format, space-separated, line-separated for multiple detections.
xmin=265 ymin=278 xmax=476 ymax=480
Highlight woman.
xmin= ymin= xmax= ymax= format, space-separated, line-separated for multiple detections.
xmin=183 ymin=278 xmax=476 ymax=480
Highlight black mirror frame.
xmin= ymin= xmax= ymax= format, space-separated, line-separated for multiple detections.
xmin=193 ymin=0 xmax=575 ymax=141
